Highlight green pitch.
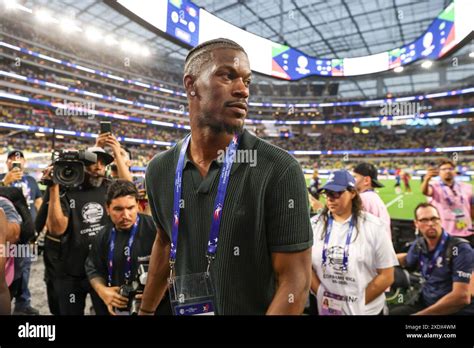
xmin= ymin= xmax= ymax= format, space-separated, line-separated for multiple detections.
xmin=306 ymin=177 xmax=474 ymax=221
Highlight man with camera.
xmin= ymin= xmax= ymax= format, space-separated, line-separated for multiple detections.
xmin=392 ymin=203 xmax=474 ymax=315
xmin=422 ymin=158 xmax=473 ymax=244
xmin=85 ymin=180 xmax=167 ymax=315
xmin=42 ymin=132 xmax=131 ymax=315
xmin=0 ymin=150 xmax=42 ymax=315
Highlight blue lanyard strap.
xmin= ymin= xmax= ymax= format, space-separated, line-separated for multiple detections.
xmin=419 ymin=230 xmax=449 ymax=280
xmin=170 ymin=134 xmax=240 ymax=268
xmin=440 ymin=181 xmax=464 ymax=207
xmin=322 ymin=216 xmax=354 ymax=272
xmin=107 ymin=216 xmax=140 ymax=286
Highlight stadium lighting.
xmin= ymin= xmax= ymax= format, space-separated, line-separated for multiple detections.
xmin=35 ymin=9 xmax=58 ymax=24
xmin=104 ymin=35 xmax=118 ymax=46
xmin=394 ymin=66 xmax=404 ymax=73
xmin=120 ymin=40 xmax=139 ymax=54
xmin=140 ymin=47 xmax=151 ymax=57
xmin=362 ymin=129 xmax=370 ymax=134
xmin=421 ymin=60 xmax=433 ymax=69
xmin=4 ymin=0 xmax=17 ymax=10
xmin=3 ymin=0 xmax=31 ymax=12
xmin=469 ymin=51 xmax=474 ymax=58
xmin=60 ymin=19 xmax=82 ymax=34
xmin=85 ymin=27 xmax=102 ymax=42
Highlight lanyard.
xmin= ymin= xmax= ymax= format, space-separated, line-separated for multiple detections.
xmin=440 ymin=181 xmax=464 ymax=207
xmin=322 ymin=215 xmax=355 ymax=273
xmin=170 ymin=133 xmax=240 ymax=275
xmin=107 ymin=216 xmax=140 ymax=286
xmin=419 ymin=230 xmax=448 ymax=280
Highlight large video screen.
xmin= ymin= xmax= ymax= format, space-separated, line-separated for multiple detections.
xmin=115 ymin=0 xmax=474 ymax=80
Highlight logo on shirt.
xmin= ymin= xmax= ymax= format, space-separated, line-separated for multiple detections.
xmin=81 ymin=202 xmax=104 ymax=224
xmin=327 ymin=246 xmax=345 ymax=272
xmin=456 ymin=270 xmax=471 ymax=279
xmin=436 ymin=256 xmax=443 ymax=268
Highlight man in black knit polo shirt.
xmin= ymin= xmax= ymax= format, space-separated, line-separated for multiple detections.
xmin=140 ymin=38 xmax=312 ymax=315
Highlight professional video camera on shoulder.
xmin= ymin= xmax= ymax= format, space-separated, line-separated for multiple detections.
xmin=42 ymin=149 xmax=97 ymax=188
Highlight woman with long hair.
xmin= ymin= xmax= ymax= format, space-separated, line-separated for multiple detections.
xmin=310 ymin=170 xmax=397 ymax=315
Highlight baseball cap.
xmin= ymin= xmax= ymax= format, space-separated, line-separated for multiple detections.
xmin=86 ymin=147 xmax=114 ymax=165
xmin=319 ymin=170 xmax=356 ymax=192
xmin=7 ymin=150 xmax=24 ymax=159
xmin=353 ymin=162 xmax=384 ymax=188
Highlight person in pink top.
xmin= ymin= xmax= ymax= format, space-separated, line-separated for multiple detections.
xmin=422 ymin=158 xmax=473 ymax=244
xmin=1 ymin=208 xmax=12 ymax=315
xmin=353 ymin=162 xmax=392 ymax=238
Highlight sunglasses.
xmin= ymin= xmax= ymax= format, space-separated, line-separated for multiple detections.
xmin=322 ymin=190 xmax=346 ymax=199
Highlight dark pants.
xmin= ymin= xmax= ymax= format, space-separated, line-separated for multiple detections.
xmin=54 ymin=276 xmax=103 ymax=315
xmin=13 ymin=255 xmax=32 ymax=310
xmin=43 ymin=235 xmax=63 ymax=315
xmin=45 ymin=279 xmax=60 ymax=315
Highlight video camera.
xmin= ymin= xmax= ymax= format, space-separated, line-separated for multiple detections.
xmin=42 ymin=150 xmax=97 ymax=188
xmin=119 ymin=255 xmax=150 ymax=315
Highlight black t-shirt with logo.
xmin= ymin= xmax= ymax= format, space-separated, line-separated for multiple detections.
xmin=42 ymin=181 xmax=110 ymax=278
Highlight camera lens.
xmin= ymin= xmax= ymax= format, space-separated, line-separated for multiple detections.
xmin=58 ymin=165 xmax=79 ymax=183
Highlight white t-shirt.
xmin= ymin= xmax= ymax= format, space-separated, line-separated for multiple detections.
xmin=311 ymin=211 xmax=398 ymax=315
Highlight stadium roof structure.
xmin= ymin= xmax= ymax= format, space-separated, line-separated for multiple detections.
xmin=20 ymin=0 xmax=474 ymax=98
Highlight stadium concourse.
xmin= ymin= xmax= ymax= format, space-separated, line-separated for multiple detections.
xmin=0 ymin=0 xmax=473 ymax=325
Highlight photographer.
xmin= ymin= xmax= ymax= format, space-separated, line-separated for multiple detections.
xmin=421 ymin=158 xmax=473 ymax=242
xmin=392 ymin=203 xmax=474 ymax=315
xmin=42 ymin=146 xmax=120 ymax=315
xmin=85 ymin=180 xmax=168 ymax=315
xmin=95 ymin=133 xmax=132 ymax=183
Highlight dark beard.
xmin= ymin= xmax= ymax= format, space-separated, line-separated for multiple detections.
xmin=196 ymin=113 xmax=244 ymax=135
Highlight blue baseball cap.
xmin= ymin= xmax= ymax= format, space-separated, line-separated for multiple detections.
xmin=319 ymin=170 xmax=356 ymax=192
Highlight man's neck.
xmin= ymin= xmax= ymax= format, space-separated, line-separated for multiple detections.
xmin=442 ymin=179 xmax=454 ymax=188
xmin=332 ymin=210 xmax=352 ymax=223
xmin=359 ymin=186 xmax=373 ymax=193
xmin=189 ymin=127 xmax=234 ymax=166
xmin=425 ymin=236 xmax=441 ymax=252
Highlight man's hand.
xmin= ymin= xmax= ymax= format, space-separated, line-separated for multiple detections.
xmin=41 ymin=165 xmax=57 ymax=186
xmin=98 ymin=286 xmax=129 ymax=316
xmin=425 ymin=168 xmax=439 ymax=181
xmin=95 ymin=132 xmax=109 ymax=148
xmin=103 ymin=134 xmax=122 ymax=156
xmin=2 ymin=168 xmax=22 ymax=186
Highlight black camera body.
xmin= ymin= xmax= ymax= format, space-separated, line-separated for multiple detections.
xmin=47 ymin=150 xmax=97 ymax=188
xmin=119 ymin=256 xmax=150 ymax=315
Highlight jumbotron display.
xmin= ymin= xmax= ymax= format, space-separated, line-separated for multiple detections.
xmin=111 ymin=0 xmax=474 ymax=79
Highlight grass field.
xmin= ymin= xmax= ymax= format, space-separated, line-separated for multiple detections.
xmin=306 ymin=177 xmax=474 ymax=220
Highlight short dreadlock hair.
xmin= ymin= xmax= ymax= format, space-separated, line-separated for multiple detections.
xmin=184 ymin=38 xmax=247 ymax=77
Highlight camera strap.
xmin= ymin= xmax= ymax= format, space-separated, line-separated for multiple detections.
xmin=170 ymin=133 xmax=240 ymax=276
xmin=107 ymin=216 xmax=140 ymax=286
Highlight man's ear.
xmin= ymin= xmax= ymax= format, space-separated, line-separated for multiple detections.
xmin=105 ymin=205 xmax=110 ymax=216
xmin=184 ymin=75 xmax=195 ymax=96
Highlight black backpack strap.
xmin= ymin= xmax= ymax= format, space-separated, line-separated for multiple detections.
xmin=444 ymin=236 xmax=470 ymax=268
